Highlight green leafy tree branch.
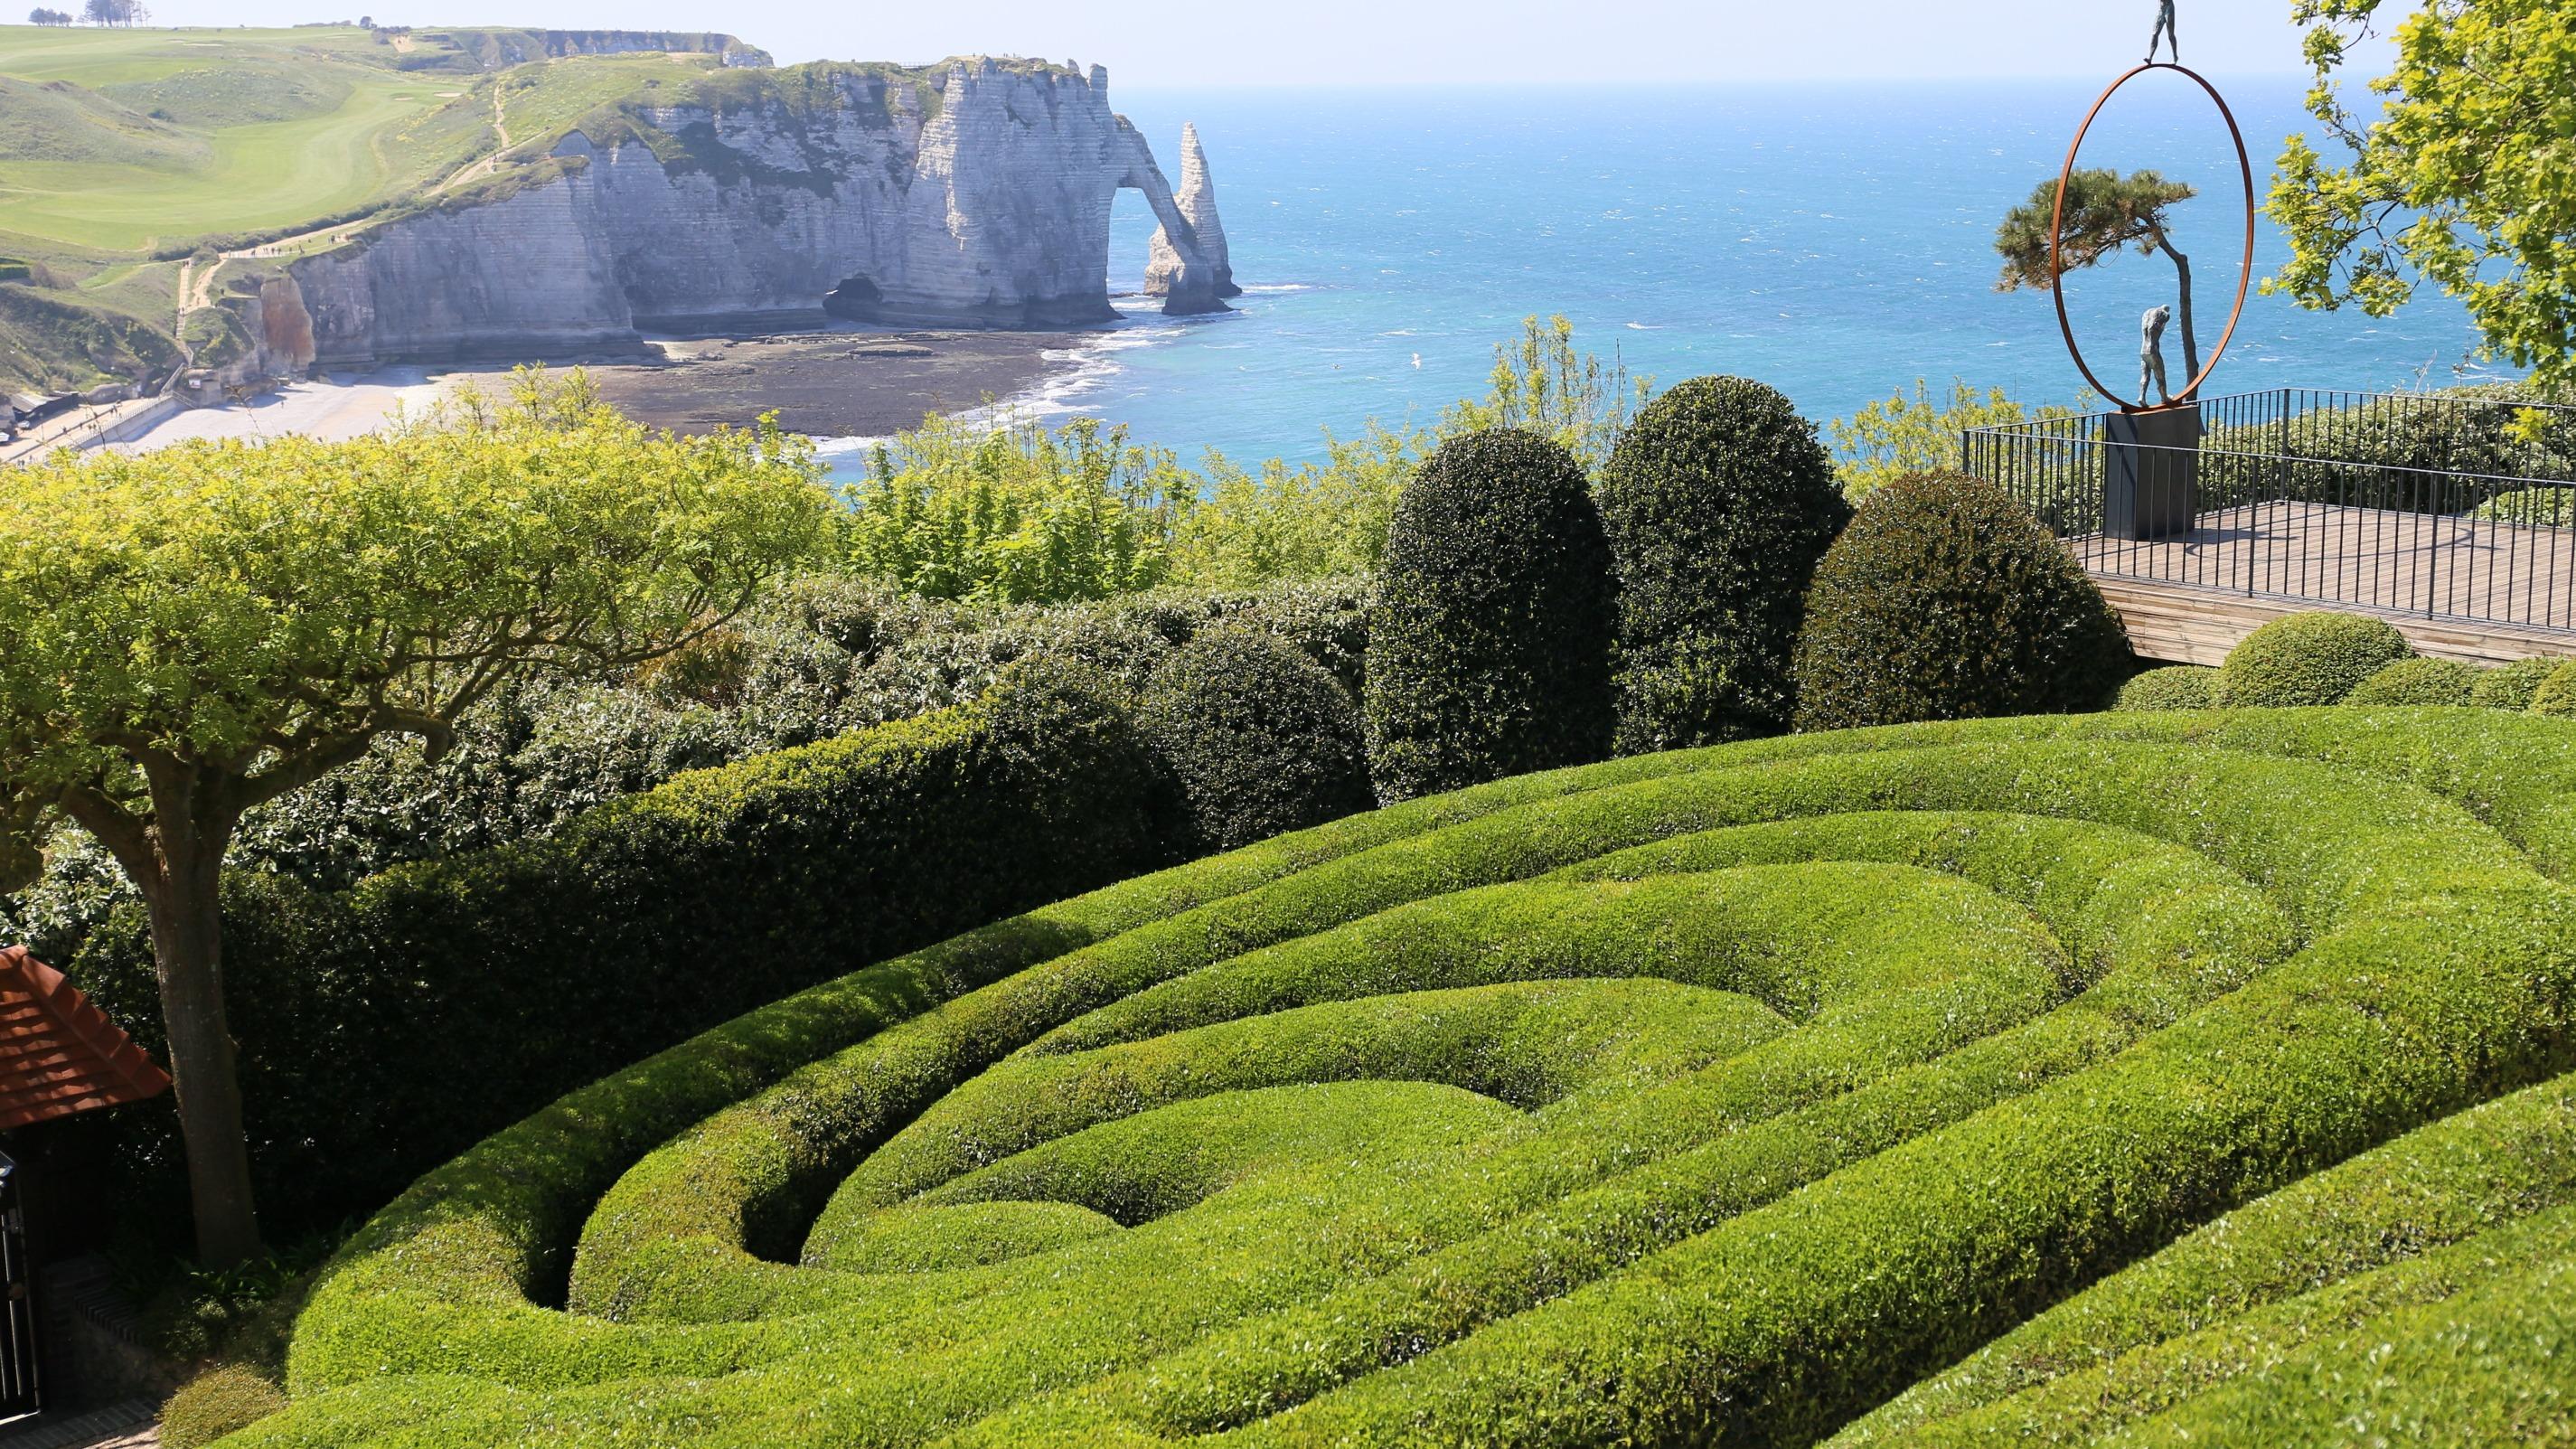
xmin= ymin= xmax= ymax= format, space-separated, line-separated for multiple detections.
xmin=2270 ymin=0 xmax=2576 ymax=394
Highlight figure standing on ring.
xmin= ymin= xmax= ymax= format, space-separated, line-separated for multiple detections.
xmin=2146 ymin=0 xmax=2178 ymax=64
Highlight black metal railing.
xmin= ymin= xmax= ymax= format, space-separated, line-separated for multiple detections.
xmin=1964 ymin=388 xmax=2576 ymax=632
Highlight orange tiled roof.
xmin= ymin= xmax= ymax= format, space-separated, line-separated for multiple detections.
xmin=0 ymin=946 xmax=171 ymax=1131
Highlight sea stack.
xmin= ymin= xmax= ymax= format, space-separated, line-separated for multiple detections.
xmin=1146 ymin=122 xmax=1241 ymax=305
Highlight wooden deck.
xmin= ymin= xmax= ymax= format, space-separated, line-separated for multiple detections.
xmin=2071 ymin=501 xmax=2576 ymax=665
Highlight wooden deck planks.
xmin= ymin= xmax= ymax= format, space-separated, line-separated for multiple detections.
xmin=2071 ymin=503 xmax=2576 ymax=665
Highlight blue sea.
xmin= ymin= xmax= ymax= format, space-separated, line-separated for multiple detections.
xmin=823 ymin=77 xmax=2503 ymax=474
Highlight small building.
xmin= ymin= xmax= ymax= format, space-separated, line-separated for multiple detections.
xmin=0 ymin=946 xmax=173 ymax=1425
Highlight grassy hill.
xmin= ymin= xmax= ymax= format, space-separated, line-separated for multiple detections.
xmin=0 ymin=23 xmax=756 ymax=393
xmin=229 ymin=706 xmax=2576 ymax=1446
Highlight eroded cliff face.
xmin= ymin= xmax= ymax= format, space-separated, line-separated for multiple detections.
xmin=287 ymin=58 xmax=1230 ymax=369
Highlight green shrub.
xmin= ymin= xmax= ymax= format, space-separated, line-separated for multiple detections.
xmin=1363 ymin=428 xmax=1616 ymax=801
xmin=1790 ymin=472 xmax=2129 ymax=730
xmin=2529 ymin=659 xmax=2576 ymax=717
xmin=160 ymin=1364 xmax=287 ymax=1448
xmin=1597 ymin=376 xmax=1850 ymax=750
xmin=2470 ymin=656 xmax=2562 ymax=710
xmin=2114 ymin=664 xmax=2219 ymax=711
xmin=61 ymin=657 xmax=1170 ymax=1239
xmin=249 ymin=709 xmax=2576 ymax=1447
xmin=2470 ymin=485 xmax=2576 ymax=527
xmin=1138 ymin=631 xmax=1374 ymax=853
xmin=2214 ymin=611 xmax=2413 ymax=707
xmin=2346 ymin=655 xmax=2481 ymax=706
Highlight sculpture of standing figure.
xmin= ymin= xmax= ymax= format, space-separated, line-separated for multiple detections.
xmin=2146 ymin=0 xmax=2178 ymax=63
xmin=2140 ymin=304 xmax=2173 ymax=405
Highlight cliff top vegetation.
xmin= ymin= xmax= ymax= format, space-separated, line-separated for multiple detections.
xmin=0 ymin=22 xmax=1073 ymax=393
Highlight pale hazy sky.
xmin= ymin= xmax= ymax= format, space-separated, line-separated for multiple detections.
xmin=121 ymin=1 xmax=2394 ymax=88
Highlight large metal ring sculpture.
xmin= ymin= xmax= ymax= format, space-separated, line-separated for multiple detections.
xmin=2051 ymin=62 xmax=2256 ymax=413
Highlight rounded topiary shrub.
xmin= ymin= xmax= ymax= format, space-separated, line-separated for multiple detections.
xmin=2114 ymin=664 xmax=2219 ymax=711
xmin=2477 ymin=657 xmax=2564 ymax=710
xmin=161 ymin=1365 xmax=288 ymax=1449
xmin=1596 ymin=375 xmax=1851 ymax=751
xmin=2528 ymin=660 xmax=2576 ymax=717
xmin=1364 ymin=428 xmax=1617 ymax=802
xmin=2344 ymin=656 xmax=2480 ymax=707
xmin=2214 ymin=613 xmax=2413 ymax=708
xmin=1139 ymin=630 xmax=1375 ymax=852
xmin=1791 ymin=471 xmax=2130 ymax=731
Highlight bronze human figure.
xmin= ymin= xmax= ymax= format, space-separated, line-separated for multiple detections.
xmin=2146 ymin=0 xmax=2178 ymax=64
xmin=2140 ymin=304 xmax=2173 ymax=405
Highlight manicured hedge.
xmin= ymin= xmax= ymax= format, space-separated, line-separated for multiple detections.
xmin=1596 ymin=376 xmax=1848 ymax=750
xmin=67 ymin=657 xmax=1171 ymax=1238
xmin=161 ymin=1366 xmax=287 ymax=1449
xmin=1791 ymin=472 xmax=2129 ymax=729
xmin=230 ymin=707 xmax=2576 ymax=1448
xmin=2470 ymin=656 xmax=2561 ymax=710
xmin=2214 ymin=610 xmax=2412 ymax=707
xmin=1830 ymin=1073 xmax=2576 ymax=1446
xmin=1137 ymin=630 xmax=1373 ymax=853
xmin=2531 ymin=659 xmax=2576 ymax=717
xmin=2346 ymin=655 xmax=2481 ymax=706
xmin=2114 ymin=664 xmax=2218 ymax=711
xmin=1363 ymin=428 xmax=1617 ymax=802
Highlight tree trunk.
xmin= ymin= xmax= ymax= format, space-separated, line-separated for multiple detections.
xmin=139 ymin=822 xmax=262 ymax=1268
xmin=2158 ymin=237 xmax=2202 ymax=383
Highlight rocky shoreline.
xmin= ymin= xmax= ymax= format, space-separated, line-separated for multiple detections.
xmin=581 ymin=329 xmax=1087 ymax=438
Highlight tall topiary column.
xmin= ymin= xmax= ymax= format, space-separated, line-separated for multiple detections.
xmin=1597 ymin=376 xmax=1850 ymax=751
xmin=1363 ymin=428 xmax=1616 ymax=802
xmin=1792 ymin=471 xmax=2130 ymax=729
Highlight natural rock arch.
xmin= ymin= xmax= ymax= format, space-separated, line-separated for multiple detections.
xmin=1114 ymin=117 xmax=1232 ymax=315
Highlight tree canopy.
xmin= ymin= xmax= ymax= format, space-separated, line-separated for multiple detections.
xmin=0 ymin=381 xmax=830 ymax=868
xmin=1441 ymin=315 xmax=1653 ymax=477
xmin=2270 ymin=0 xmax=2576 ymax=395
xmin=0 ymin=372 xmax=832 ymax=1263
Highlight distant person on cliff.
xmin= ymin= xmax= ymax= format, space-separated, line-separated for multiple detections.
xmin=2146 ymin=0 xmax=2178 ymax=64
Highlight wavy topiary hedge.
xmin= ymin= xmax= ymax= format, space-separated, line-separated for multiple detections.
xmin=2214 ymin=610 xmax=2413 ymax=707
xmin=218 ymin=707 xmax=2576 ymax=1447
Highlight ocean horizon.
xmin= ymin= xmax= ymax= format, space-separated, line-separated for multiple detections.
xmin=821 ymin=74 xmax=2505 ymax=476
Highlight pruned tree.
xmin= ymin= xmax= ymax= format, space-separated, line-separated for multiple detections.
xmin=1995 ymin=168 xmax=2204 ymax=382
xmin=0 ymin=372 xmax=832 ymax=1266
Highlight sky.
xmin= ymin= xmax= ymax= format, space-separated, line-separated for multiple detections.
xmin=125 ymin=1 xmax=2400 ymax=89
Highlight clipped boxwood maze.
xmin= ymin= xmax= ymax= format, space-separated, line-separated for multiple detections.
xmin=224 ymin=707 xmax=2576 ymax=1447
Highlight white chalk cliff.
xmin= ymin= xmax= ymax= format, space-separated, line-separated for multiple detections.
xmin=274 ymin=58 xmax=1233 ymax=367
xmin=1145 ymin=122 xmax=1238 ymax=302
